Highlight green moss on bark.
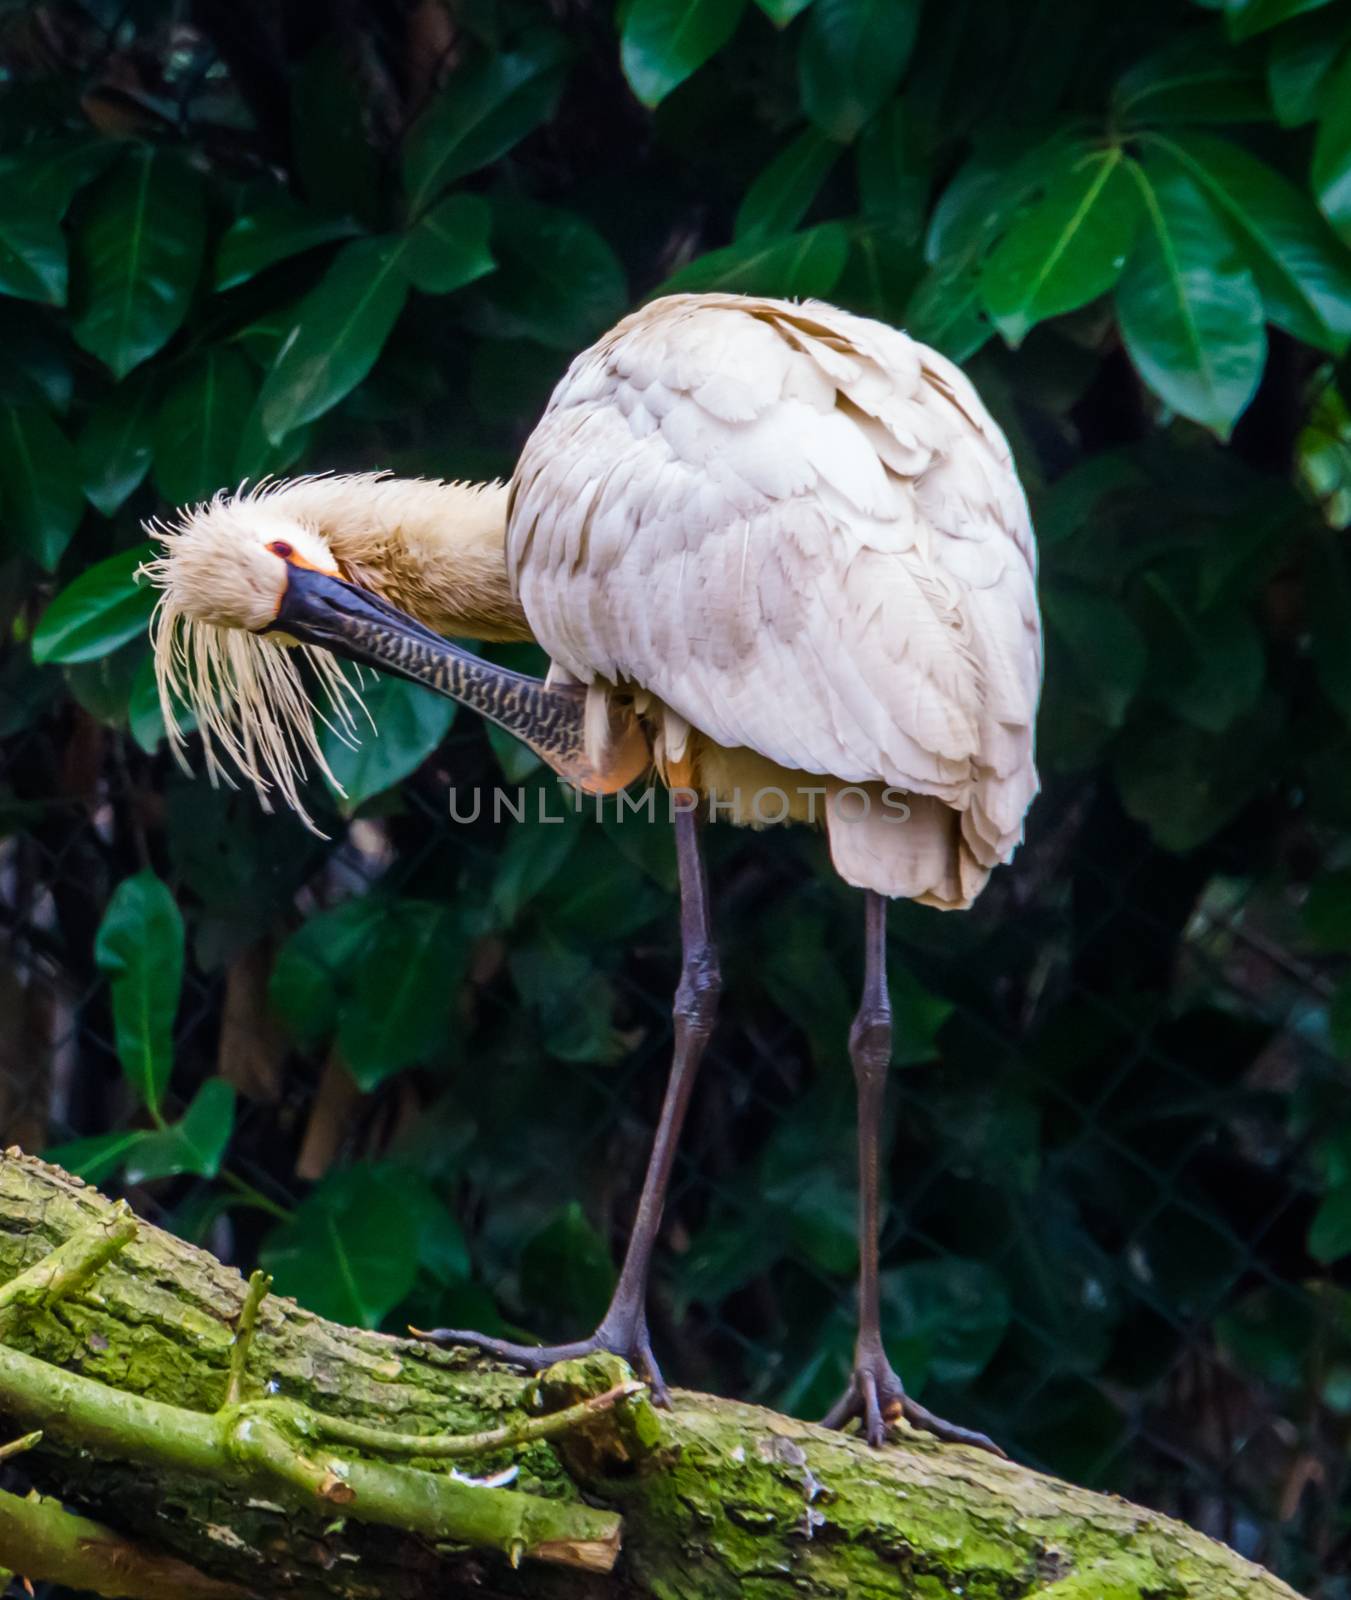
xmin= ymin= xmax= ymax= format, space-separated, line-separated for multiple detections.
xmin=0 ymin=1152 xmax=1309 ymax=1600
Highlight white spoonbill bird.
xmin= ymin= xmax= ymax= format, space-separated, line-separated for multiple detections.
xmin=144 ymin=292 xmax=1040 ymax=1452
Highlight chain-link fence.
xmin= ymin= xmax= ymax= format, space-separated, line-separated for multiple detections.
xmin=3 ymin=684 xmax=1347 ymax=1596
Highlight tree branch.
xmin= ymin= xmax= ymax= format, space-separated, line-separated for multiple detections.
xmin=0 ymin=1484 xmax=256 ymax=1600
xmin=0 ymin=1149 xmax=1308 ymax=1600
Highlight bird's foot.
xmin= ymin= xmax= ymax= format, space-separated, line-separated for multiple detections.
xmin=411 ymin=1314 xmax=670 ymax=1405
xmin=821 ymin=1344 xmax=1005 ymax=1456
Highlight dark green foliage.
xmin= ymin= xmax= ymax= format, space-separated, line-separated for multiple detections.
xmin=0 ymin=2 xmax=1349 ymax=1590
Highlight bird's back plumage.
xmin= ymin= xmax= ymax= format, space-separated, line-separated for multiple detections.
xmin=507 ymin=293 xmax=1041 ymax=907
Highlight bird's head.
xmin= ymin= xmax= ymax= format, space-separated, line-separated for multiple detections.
xmin=139 ymin=480 xmax=457 ymax=828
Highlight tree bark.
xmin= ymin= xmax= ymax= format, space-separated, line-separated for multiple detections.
xmin=0 ymin=1149 xmax=1306 ymax=1600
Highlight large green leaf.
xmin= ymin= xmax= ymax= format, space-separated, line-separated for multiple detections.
xmin=798 ymin=0 xmax=921 ymax=142
xmin=520 ymin=1202 xmax=616 ymax=1329
xmin=982 ymin=146 xmax=1141 ymax=345
xmin=152 ymin=348 xmax=259 ymax=505
xmin=31 ymin=543 xmax=155 ymax=665
xmin=403 ymin=32 xmax=570 ymax=217
xmin=1043 ymin=584 xmax=1147 ymax=728
xmin=1266 ymin=6 xmax=1348 ymax=126
xmin=1313 ymin=53 xmax=1351 ymax=245
xmin=338 ymin=902 xmax=465 ymax=1088
xmin=881 ymin=1259 xmax=1012 ymax=1389
xmin=0 ymin=402 xmax=83 ymax=569
xmin=754 ymin=0 xmax=815 ymax=20
xmin=658 ymin=221 xmax=849 ymax=298
xmin=128 ymin=648 xmax=196 ymax=754
xmin=260 ymin=1164 xmax=420 ymax=1328
xmin=0 ymin=201 xmax=65 ymax=305
xmin=78 ymin=375 xmax=156 ymax=515
xmin=1116 ymin=158 xmax=1265 ymax=437
xmin=214 ymin=187 xmax=360 ymax=291
xmin=269 ymin=896 xmax=386 ymax=1049
xmin=1137 ymin=569 xmax=1266 ymax=734
xmin=469 ymin=199 xmax=626 ymax=351
xmin=44 ymin=1129 xmax=152 ymax=1187
xmin=857 ymin=100 xmax=927 ymax=236
xmin=0 ymin=137 xmax=118 ymax=216
xmin=735 ymin=128 xmax=839 ymax=240
xmin=491 ymin=803 xmax=583 ymax=927
xmin=0 ymin=139 xmax=117 ymax=306
xmin=317 ymin=669 xmax=456 ymax=813
xmin=1225 ymin=0 xmax=1334 ymax=39
xmin=400 ymin=193 xmax=495 ymax=295
xmin=125 ymin=1079 xmax=236 ymax=1184
xmin=620 ymin=0 xmax=747 ymax=108
xmin=290 ymin=42 xmax=380 ymax=226
xmin=1309 ymin=1182 xmax=1351 ymax=1263
xmin=258 ymin=237 xmax=410 ymax=444
xmin=1157 ymin=132 xmax=1351 ymax=353
xmin=70 ymin=146 xmax=205 ymax=380
xmin=905 ymin=260 xmax=990 ymax=362
xmin=1114 ymin=30 xmax=1271 ymax=125
xmin=1112 ymin=695 xmax=1281 ymax=850
xmin=94 ymin=870 xmax=184 ymax=1116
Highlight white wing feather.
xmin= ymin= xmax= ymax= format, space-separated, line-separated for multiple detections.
xmin=507 ymin=294 xmax=1041 ymax=906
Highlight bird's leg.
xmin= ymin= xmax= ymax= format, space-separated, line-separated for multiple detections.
xmin=416 ymin=805 xmax=719 ymax=1402
xmin=821 ymin=890 xmax=1004 ymax=1456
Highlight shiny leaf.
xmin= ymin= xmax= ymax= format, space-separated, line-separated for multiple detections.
xmin=1115 ymin=30 xmax=1271 ymax=125
xmin=1313 ymin=53 xmax=1351 ymax=244
xmin=125 ymin=1080 xmax=236 ymax=1183
xmin=659 ymin=221 xmax=848 ymax=297
xmin=1266 ymin=6 xmax=1348 ymax=126
xmin=882 ymin=1259 xmax=1012 ymax=1389
xmin=338 ymin=903 xmax=465 ymax=1088
xmin=71 ymin=146 xmax=205 ymax=380
xmin=214 ymin=187 xmax=360 ymax=291
xmin=905 ymin=259 xmax=990 ymax=362
xmin=260 ymin=1164 xmax=420 ymax=1328
xmin=620 ymin=0 xmax=747 ymax=108
xmin=32 ymin=543 xmax=155 ymax=665
xmin=1116 ymin=157 xmax=1265 ymax=437
xmin=94 ymin=870 xmax=184 ymax=1115
xmin=400 ymin=192 xmax=495 ymax=295
xmin=152 ymin=347 xmax=259 ymax=505
xmin=735 ymin=127 xmax=839 ymax=239
xmin=1225 ymin=0 xmax=1334 ymax=39
xmin=982 ymin=147 xmax=1141 ymax=345
xmin=44 ymin=1129 xmax=150 ymax=1186
xmin=318 ymin=669 xmax=456 ymax=813
xmin=798 ymin=0 xmax=921 ymax=142
xmin=520 ymin=1202 xmax=616 ymax=1328
xmin=78 ymin=375 xmax=156 ymax=514
xmin=1159 ymin=131 xmax=1351 ymax=353
xmin=754 ymin=0 xmax=815 ymax=20
xmin=469 ymin=199 xmax=626 ymax=350
xmin=0 ymin=403 xmax=83 ymax=569
xmin=0 ymin=201 xmax=65 ymax=305
xmin=403 ymin=32 xmax=569 ymax=216
xmin=269 ymin=896 xmax=386 ymax=1049
xmin=258 ymin=236 xmax=409 ymax=443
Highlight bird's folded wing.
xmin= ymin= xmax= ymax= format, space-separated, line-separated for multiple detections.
xmin=507 ymin=294 xmax=1041 ymax=864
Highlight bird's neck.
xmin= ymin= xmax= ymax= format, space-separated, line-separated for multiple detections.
xmin=271 ymin=474 xmax=532 ymax=643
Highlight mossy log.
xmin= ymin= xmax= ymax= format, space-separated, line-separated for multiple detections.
xmin=0 ymin=1150 xmax=1305 ymax=1600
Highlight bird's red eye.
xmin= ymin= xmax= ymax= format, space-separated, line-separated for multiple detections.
xmin=268 ymin=540 xmax=294 ymax=559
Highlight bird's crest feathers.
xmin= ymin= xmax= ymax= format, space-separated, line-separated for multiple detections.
xmin=139 ymin=477 xmax=374 ymax=832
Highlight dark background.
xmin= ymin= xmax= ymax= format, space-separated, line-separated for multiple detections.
xmin=1 ymin=0 xmax=1350 ymax=1592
